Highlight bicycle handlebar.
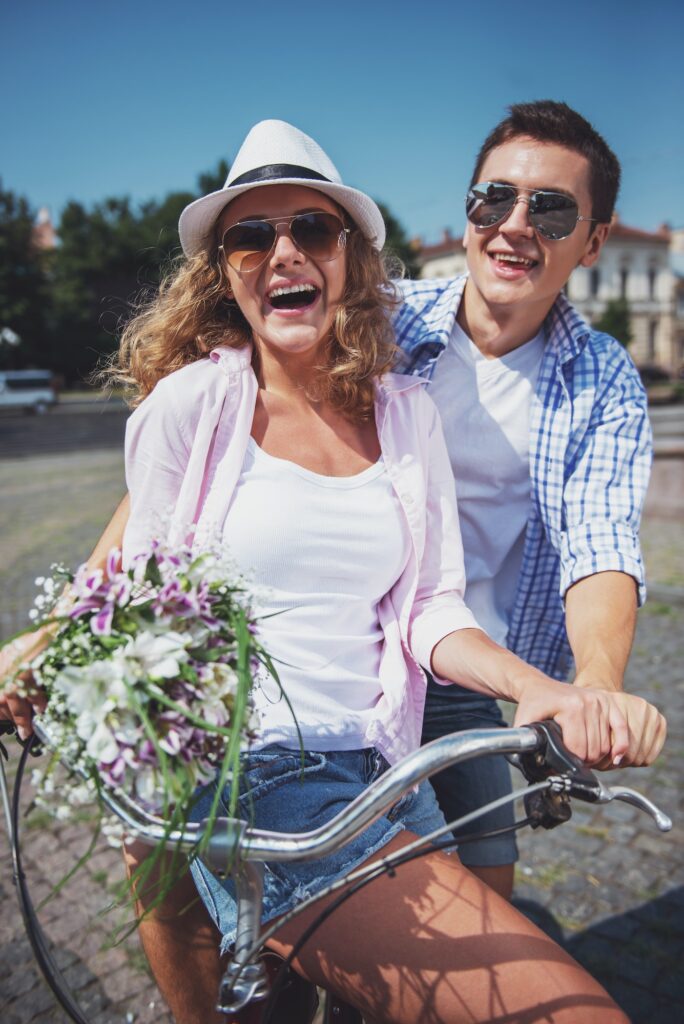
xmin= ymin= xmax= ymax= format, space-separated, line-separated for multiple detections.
xmin=16 ymin=718 xmax=671 ymax=877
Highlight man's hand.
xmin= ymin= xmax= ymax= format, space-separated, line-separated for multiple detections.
xmin=513 ymin=682 xmax=666 ymax=769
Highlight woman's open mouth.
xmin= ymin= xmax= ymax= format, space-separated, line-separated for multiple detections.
xmin=266 ymin=283 xmax=321 ymax=312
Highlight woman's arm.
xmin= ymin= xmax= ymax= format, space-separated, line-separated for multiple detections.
xmin=431 ymin=627 xmax=666 ymax=769
xmin=0 ymin=493 xmax=131 ymax=736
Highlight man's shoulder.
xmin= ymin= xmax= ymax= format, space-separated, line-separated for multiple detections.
xmin=549 ymin=295 xmax=645 ymax=391
xmin=394 ymin=274 xmax=466 ymax=311
xmin=392 ymin=275 xmax=466 ymax=358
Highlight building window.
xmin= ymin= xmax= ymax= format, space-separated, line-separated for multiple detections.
xmin=620 ymin=267 xmax=629 ymax=298
xmin=590 ymin=268 xmax=600 ymax=297
xmin=648 ymin=267 xmax=657 ymax=300
xmin=648 ymin=320 xmax=658 ymax=361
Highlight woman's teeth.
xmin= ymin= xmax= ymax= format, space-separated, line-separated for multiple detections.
xmin=268 ymin=284 xmax=319 ymax=308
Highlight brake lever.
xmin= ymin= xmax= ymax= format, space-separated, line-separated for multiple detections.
xmin=511 ymin=721 xmax=607 ymax=830
xmin=511 ymin=721 xmax=672 ymax=833
xmin=593 ymin=784 xmax=672 ymax=832
xmin=510 ymin=721 xmax=601 ymax=790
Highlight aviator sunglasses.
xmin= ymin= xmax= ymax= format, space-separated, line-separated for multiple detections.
xmin=219 ymin=211 xmax=350 ymax=273
xmin=466 ymin=182 xmax=598 ymax=240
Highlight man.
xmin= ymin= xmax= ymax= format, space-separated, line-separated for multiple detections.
xmin=395 ymin=99 xmax=652 ymax=900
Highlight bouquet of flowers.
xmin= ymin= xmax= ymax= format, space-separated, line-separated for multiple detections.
xmin=9 ymin=538 xmax=282 ymax=844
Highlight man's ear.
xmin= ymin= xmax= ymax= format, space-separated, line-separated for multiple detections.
xmin=462 ymin=221 xmax=472 ymax=249
xmin=579 ymin=222 xmax=610 ymax=268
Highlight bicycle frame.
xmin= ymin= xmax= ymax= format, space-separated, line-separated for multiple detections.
xmin=8 ymin=718 xmax=670 ymax=1019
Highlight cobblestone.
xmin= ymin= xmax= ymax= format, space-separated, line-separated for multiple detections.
xmin=1 ymin=436 xmax=682 ymax=1022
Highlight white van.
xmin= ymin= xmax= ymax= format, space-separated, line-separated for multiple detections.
xmin=0 ymin=370 xmax=57 ymax=414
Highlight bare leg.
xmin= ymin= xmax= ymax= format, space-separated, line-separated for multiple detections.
xmin=467 ymin=862 xmax=514 ymax=901
xmin=123 ymin=840 xmax=226 ymax=1024
xmin=267 ymin=832 xmax=628 ymax=1024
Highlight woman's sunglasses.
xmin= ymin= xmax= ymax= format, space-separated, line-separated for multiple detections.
xmin=219 ymin=211 xmax=350 ymax=273
xmin=465 ymin=182 xmax=598 ymax=241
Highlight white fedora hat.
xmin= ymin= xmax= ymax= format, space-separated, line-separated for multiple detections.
xmin=178 ymin=119 xmax=386 ymax=257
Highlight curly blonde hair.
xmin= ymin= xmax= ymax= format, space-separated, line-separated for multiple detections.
xmin=105 ymin=213 xmax=400 ymax=421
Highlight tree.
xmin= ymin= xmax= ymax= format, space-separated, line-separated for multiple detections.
xmin=594 ymin=298 xmax=633 ymax=349
xmin=51 ymin=175 xmax=217 ymax=383
xmin=377 ymin=202 xmax=420 ymax=279
xmin=0 ymin=183 xmax=51 ymax=369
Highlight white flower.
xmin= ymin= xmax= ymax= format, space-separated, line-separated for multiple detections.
xmin=53 ymin=660 xmax=129 ymax=717
xmin=134 ymin=766 xmax=159 ymax=804
xmin=124 ymin=630 xmax=191 ymax=679
xmin=76 ymin=714 xmax=120 ymax=763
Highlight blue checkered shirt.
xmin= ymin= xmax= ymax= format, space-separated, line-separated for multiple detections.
xmin=393 ymin=275 xmax=652 ymax=679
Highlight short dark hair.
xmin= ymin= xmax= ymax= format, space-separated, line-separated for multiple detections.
xmin=470 ymin=100 xmax=621 ymax=224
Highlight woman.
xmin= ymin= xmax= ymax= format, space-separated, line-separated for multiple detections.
xmin=1 ymin=120 xmax=663 ymax=1024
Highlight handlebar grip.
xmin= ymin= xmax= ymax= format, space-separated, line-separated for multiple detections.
xmin=517 ymin=721 xmax=600 ymax=793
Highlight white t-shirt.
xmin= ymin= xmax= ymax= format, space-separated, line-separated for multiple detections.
xmin=222 ymin=438 xmax=409 ymax=749
xmin=428 ymin=320 xmax=545 ymax=646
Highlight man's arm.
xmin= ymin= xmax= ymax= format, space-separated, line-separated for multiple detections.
xmin=564 ymin=569 xmax=665 ymax=767
xmin=566 ymin=570 xmax=637 ymax=694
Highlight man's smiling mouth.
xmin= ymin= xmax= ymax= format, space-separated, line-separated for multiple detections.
xmin=267 ymin=283 xmax=321 ymax=310
xmin=489 ymin=252 xmax=538 ymax=269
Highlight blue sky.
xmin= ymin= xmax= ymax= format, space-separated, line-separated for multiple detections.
xmin=3 ymin=0 xmax=683 ymax=242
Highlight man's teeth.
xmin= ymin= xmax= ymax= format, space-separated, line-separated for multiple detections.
xmin=268 ymin=284 xmax=317 ymax=299
xmin=493 ymin=253 xmax=535 ymax=267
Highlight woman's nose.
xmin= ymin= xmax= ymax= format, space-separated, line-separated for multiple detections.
xmin=269 ymin=224 xmax=304 ymax=266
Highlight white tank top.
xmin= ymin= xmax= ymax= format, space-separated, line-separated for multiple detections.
xmin=222 ymin=438 xmax=409 ymax=749
xmin=428 ymin=320 xmax=545 ymax=646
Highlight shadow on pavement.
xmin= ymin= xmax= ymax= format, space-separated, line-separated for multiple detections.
xmin=514 ymin=887 xmax=684 ymax=1023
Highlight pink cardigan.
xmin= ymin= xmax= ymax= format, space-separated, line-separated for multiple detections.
xmin=123 ymin=344 xmax=479 ymax=764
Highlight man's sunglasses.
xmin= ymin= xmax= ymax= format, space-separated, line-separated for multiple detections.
xmin=465 ymin=182 xmax=598 ymax=240
xmin=219 ymin=211 xmax=350 ymax=273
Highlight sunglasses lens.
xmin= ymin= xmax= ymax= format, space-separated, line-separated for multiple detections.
xmin=222 ymin=220 xmax=276 ymax=271
xmin=291 ymin=213 xmax=345 ymax=261
xmin=529 ymin=192 xmax=578 ymax=240
xmin=466 ymin=183 xmax=516 ymax=228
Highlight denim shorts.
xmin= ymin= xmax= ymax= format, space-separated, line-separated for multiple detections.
xmin=189 ymin=745 xmax=448 ymax=953
xmin=421 ymin=677 xmax=518 ymax=867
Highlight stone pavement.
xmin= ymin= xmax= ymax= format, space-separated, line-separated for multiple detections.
xmin=0 ymin=435 xmax=682 ymax=1022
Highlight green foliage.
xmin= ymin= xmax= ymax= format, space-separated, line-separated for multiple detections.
xmin=377 ymin=201 xmax=420 ymax=279
xmin=0 ymin=182 xmax=51 ymax=369
xmin=0 ymin=163 xmax=415 ymax=383
xmin=594 ymin=297 xmax=633 ymax=348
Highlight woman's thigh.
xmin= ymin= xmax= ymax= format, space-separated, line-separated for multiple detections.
xmin=268 ymin=832 xmax=627 ymax=1024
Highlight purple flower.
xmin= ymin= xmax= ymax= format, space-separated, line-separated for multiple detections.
xmin=91 ymin=603 xmax=114 ymax=636
xmin=106 ymin=547 xmax=122 ymax=580
xmin=69 ymin=598 xmax=102 ymax=619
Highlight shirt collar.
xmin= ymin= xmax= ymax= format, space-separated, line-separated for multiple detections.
xmin=209 ymin=343 xmax=253 ymax=372
xmin=543 ymin=290 xmax=592 ymax=364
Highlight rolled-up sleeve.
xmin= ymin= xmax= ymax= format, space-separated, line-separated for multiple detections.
xmin=559 ymin=347 xmax=651 ymax=605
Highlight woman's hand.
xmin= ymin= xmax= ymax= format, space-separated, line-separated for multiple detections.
xmin=513 ymin=680 xmax=666 ymax=769
xmin=0 ymin=630 xmax=50 ymax=739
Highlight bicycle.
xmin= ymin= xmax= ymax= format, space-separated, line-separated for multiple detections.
xmin=0 ymin=717 xmax=672 ymax=1023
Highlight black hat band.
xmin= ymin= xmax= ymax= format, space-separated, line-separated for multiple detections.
xmin=229 ymin=164 xmax=332 ymax=188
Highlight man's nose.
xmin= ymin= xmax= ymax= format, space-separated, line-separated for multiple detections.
xmin=502 ymin=196 xmax=535 ymax=237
